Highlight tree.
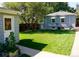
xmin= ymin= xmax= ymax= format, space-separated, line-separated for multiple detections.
xmin=49 ymin=2 xmax=75 ymax=13
xmin=3 ymin=2 xmax=76 ymax=30
xmin=3 ymin=2 xmax=53 ymax=30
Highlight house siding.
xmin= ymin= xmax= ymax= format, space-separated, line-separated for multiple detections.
xmin=14 ymin=16 xmax=19 ymax=42
xmin=68 ymin=15 xmax=76 ymax=28
xmin=0 ymin=15 xmax=4 ymax=43
xmin=43 ymin=16 xmax=51 ymax=29
xmin=42 ymin=15 xmax=76 ymax=30
xmin=54 ymin=16 xmax=60 ymax=27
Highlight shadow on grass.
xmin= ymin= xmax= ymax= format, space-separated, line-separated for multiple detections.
xmin=20 ymin=30 xmax=75 ymax=34
xmin=18 ymin=39 xmax=47 ymax=50
xmin=18 ymin=39 xmax=47 ymax=57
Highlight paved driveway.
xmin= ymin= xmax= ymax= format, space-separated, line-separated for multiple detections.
xmin=71 ymin=31 xmax=79 ymax=57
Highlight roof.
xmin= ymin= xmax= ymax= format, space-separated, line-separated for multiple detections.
xmin=0 ymin=7 xmax=20 ymax=15
xmin=47 ymin=11 xmax=76 ymax=16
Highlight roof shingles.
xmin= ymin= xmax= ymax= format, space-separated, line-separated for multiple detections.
xmin=47 ymin=10 xmax=76 ymax=16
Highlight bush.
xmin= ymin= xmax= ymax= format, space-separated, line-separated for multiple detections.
xmin=0 ymin=32 xmax=19 ymax=56
xmin=5 ymin=32 xmax=16 ymax=51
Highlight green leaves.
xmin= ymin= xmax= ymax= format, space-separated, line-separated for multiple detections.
xmin=5 ymin=32 xmax=16 ymax=52
xmin=3 ymin=2 xmax=76 ymax=24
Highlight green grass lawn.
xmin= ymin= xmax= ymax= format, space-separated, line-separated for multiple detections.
xmin=19 ymin=30 xmax=75 ymax=56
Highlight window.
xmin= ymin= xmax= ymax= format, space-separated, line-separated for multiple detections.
xmin=61 ymin=18 xmax=64 ymax=22
xmin=52 ymin=26 xmax=56 ymax=30
xmin=52 ymin=26 xmax=55 ymax=28
xmin=5 ymin=18 xmax=11 ymax=30
xmin=52 ymin=19 xmax=55 ymax=22
xmin=61 ymin=27 xmax=64 ymax=29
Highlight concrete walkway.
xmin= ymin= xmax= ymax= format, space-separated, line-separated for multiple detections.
xmin=33 ymin=51 xmax=68 ymax=58
xmin=17 ymin=45 xmax=68 ymax=58
xmin=71 ymin=31 xmax=79 ymax=57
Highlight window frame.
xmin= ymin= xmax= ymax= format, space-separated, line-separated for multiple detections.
xmin=61 ymin=18 xmax=65 ymax=23
xmin=4 ymin=18 xmax=12 ymax=30
xmin=52 ymin=19 xmax=55 ymax=23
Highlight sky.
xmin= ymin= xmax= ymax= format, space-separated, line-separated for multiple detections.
xmin=68 ymin=2 xmax=78 ymax=9
xmin=0 ymin=2 xmax=3 ymax=7
xmin=0 ymin=2 xmax=78 ymax=9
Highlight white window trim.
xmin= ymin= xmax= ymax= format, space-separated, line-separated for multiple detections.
xmin=3 ymin=15 xmax=14 ymax=42
xmin=60 ymin=17 xmax=65 ymax=19
xmin=51 ymin=17 xmax=56 ymax=19
xmin=60 ymin=17 xmax=65 ymax=23
xmin=52 ymin=19 xmax=56 ymax=23
xmin=51 ymin=17 xmax=56 ymax=23
xmin=3 ymin=15 xmax=14 ymax=31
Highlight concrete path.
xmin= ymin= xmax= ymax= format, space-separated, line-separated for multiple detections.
xmin=71 ymin=31 xmax=79 ymax=57
xmin=33 ymin=51 xmax=68 ymax=59
xmin=17 ymin=45 xmax=68 ymax=58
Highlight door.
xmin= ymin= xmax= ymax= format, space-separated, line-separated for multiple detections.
xmin=76 ymin=18 xmax=79 ymax=27
xmin=3 ymin=15 xmax=14 ymax=40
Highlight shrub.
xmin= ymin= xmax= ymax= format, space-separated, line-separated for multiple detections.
xmin=0 ymin=32 xmax=19 ymax=56
xmin=5 ymin=32 xmax=17 ymax=52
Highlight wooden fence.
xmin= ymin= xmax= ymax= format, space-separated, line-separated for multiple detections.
xmin=19 ymin=23 xmax=40 ymax=32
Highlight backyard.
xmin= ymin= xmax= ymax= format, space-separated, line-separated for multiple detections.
xmin=19 ymin=30 xmax=75 ymax=56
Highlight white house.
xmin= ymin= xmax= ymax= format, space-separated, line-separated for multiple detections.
xmin=0 ymin=7 xmax=19 ymax=43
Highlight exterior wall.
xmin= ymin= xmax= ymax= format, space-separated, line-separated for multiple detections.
xmin=0 ymin=15 xmax=4 ymax=43
xmin=43 ymin=16 xmax=53 ymax=29
xmin=3 ymin=15 xmax=15 ymax=43
xmin=68 ymin=15 xmax=76 ymax=28
xmin=60 ymin=15 xmax=76 ymax=29
xmin=0 ymin=14 xmax=19 ymax=43
xmin=53 ymin=16 xmax=60 ymax=27
xmin=14 ymin=16 xmax=19 ymax=42
xmin=42 ymin=15 xmax=76 ymax=30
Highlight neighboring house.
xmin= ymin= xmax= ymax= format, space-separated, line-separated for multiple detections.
xmin=41 ymin=11 xmax=76 ymax=30
xmin=0 ymin=7 xmax=19 ymax=43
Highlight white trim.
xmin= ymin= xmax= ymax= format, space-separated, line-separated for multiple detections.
xmin=3 ymin=15 xmax=14 ymax=41
xmin=69 ymin=16 xmax=70 ymax=26
xmin=64 ymin=28 xmax=70 ymax=30
xmin=51 ymin=18 xmax=56 ymax=23
xmin=0 ymin=9 xmax=19 ymax=15
xmin=60 ymin=17 xmax=65 ymax=18
xmin=51 ymin=17 xmax=56 ymax=19
xmin=41 ymin=24 xmax=44 ymax=29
